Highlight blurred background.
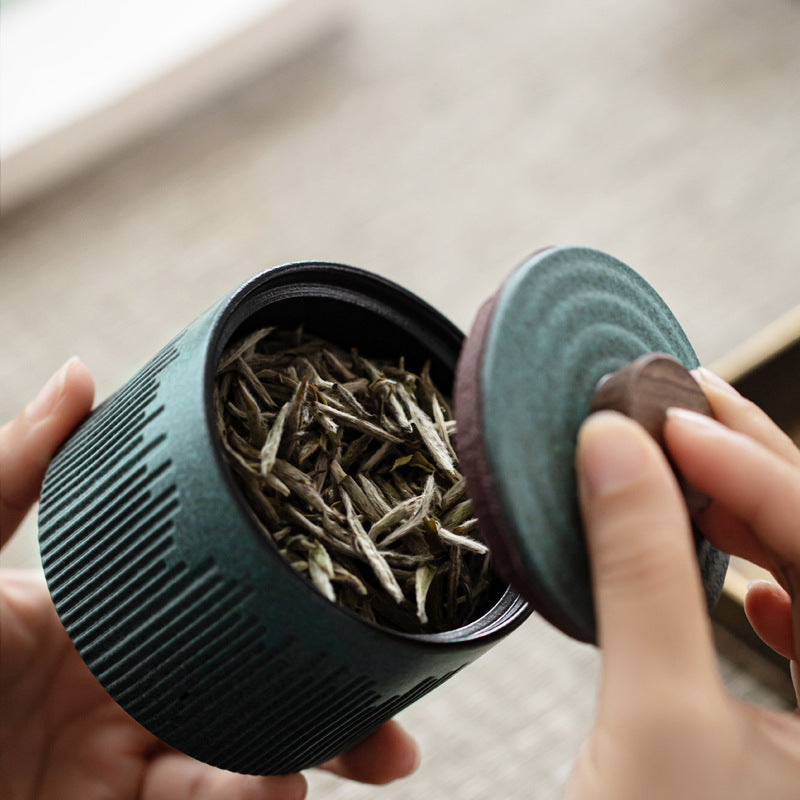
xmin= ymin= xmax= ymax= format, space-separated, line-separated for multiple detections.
xmin=2 ymin=0 xmax=799 ymax=797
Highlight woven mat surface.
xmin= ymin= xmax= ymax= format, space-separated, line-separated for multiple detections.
xmin=2 ymin=1 xmax=799 ymax=796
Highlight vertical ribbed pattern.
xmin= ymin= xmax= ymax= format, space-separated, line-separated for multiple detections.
xmin=37 ymin=334 xmax=462 ymax=775
xmin=39 ymin=342 xmax=180 ymax=531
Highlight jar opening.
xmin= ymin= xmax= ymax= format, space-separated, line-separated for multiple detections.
xmin=206 ymin=263 xmax=527 ymax=644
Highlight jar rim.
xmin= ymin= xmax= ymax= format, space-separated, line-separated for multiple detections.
xmin=203 ymin=260 xmax=531 ymax=647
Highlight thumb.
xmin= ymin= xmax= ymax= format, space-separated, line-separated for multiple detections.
xmin=576 ymin=411 xmax=718 ymax=693
xmin=0 ymin=357 xmax=94 ymax=548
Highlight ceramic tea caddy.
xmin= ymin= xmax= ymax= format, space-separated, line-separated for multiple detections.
xmin=37 ymin=246 xmax=728 ymax=775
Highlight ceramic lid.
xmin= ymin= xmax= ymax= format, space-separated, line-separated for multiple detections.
xmin=454 ymin=246 xmax=728 ymax=642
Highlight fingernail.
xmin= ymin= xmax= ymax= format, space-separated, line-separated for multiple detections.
xmin=665 ymin=407 xmax=719 ymax=431
xmin=692 ymin=367 xmax=740 ymax=398
xmin=746 ymin=579 xmax=777 ymax=592
xmin=578 ymin=412 xmax=648 ymax=497
xmin=25 ymin=357 xmax=78 ymax=422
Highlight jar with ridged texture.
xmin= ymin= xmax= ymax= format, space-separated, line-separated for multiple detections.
xmin=37 ymin=262 xmax=531 ymax=776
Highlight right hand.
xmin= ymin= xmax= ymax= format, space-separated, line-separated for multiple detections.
xmin=562 ymin=367 xmax=800 ymax=800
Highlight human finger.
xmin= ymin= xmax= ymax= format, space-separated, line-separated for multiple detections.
xmin=744 ymin=579 xmax=795 ymax=661
xmin=319 ymin=720 xmax=419 ymax=785
xmin=140 ymin=752 xmax=307 ymax=800
xmin=665 ymin=409 xmax=800 ymax=572
xmin=696 ymin=503 xmax=773 ymax=573
xmin=576 ymin=412 xmax=719 ymax=694
xmin=692 ymin=367 xmax=800 ymax=469
xmin=0 ymin=358 xmax=94 ymax=548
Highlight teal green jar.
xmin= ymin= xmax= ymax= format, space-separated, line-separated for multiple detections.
xmin=37 ymin=261 xmax=531 ymax=776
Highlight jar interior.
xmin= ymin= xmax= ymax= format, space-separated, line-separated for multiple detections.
xmin=208 ymin=266 xmax=527 ymax=641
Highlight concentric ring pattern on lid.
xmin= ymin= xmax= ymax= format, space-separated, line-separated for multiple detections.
xmin=454 ymin=246 xmax=729 ymax=643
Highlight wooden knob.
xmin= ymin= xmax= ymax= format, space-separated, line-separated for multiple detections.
xmin=590 ymin=353 xmax=712 ymax=517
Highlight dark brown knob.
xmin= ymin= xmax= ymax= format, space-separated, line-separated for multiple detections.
xmin=590 ymin=353 xmax=713 ymax=517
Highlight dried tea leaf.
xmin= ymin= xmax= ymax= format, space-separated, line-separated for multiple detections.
xmin=322 ymin=348 xmax=357 ymax=381
xmin=453 ymin=518 xmax=479 ymax=534
xmin=218 ymin=326 xmax=276 ymax=371
xmin=341 ymin=434 xmax=372 ymax=470
xmin=391 ymin=454 xmax=414 ymax=471
xmin=357 ymin=474 xmax=393 ymax=517
xmin=442 ymin=499 xmax=473 ymax=529
xmin=398 ymin=386 xmax=460 ymax=482
xmin=434 ymin=520 xmax=489 ymax=554
xmin=260 ymin=399 xmax=292 ymax=476
xmin=441 ymin=478 xmax=467 ymax=511
xmin=367 ymin=495 xmax=420 ymax=540
xmin=359 ymin=441 xmax=394 ymax=473
xmin=432 ymin=394 xmax=458 ymax=460
xmin=414 ymin=563 xmax=437 ymax=624
xmin=332 ymin=382 xmax=373 ymax=419
xmin=380 ymin=475 xmax=437 ymax=547
xmin=332 ymin=564 xmax=368 ymax=596
xmin=308 ymin=563 xmax=336 ymax=600
xmin=313 ymin=402 xmax=403 ymax=444
xmin=237 ymin=376 xmax=268 ymax=446
xmin=409 ymin=452 xmax=436 ymax=473
xmin=341 ymin=492 xmax=404 ymax=604
xmin=215 ymin=325 xmax=496 ymax=634
xmin=338 ymin=473 xmax=382 ymax=523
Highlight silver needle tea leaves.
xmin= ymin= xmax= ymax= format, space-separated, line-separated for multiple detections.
xmin=214 ymin=327 xmax=495 ymax=633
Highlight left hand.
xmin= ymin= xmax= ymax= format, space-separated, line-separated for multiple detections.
xmin=0 ymin=358 xmax=419 ymax=800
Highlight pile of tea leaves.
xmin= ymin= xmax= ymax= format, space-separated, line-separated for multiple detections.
xmin=213 ymin=326 xmax=494 ymax=633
